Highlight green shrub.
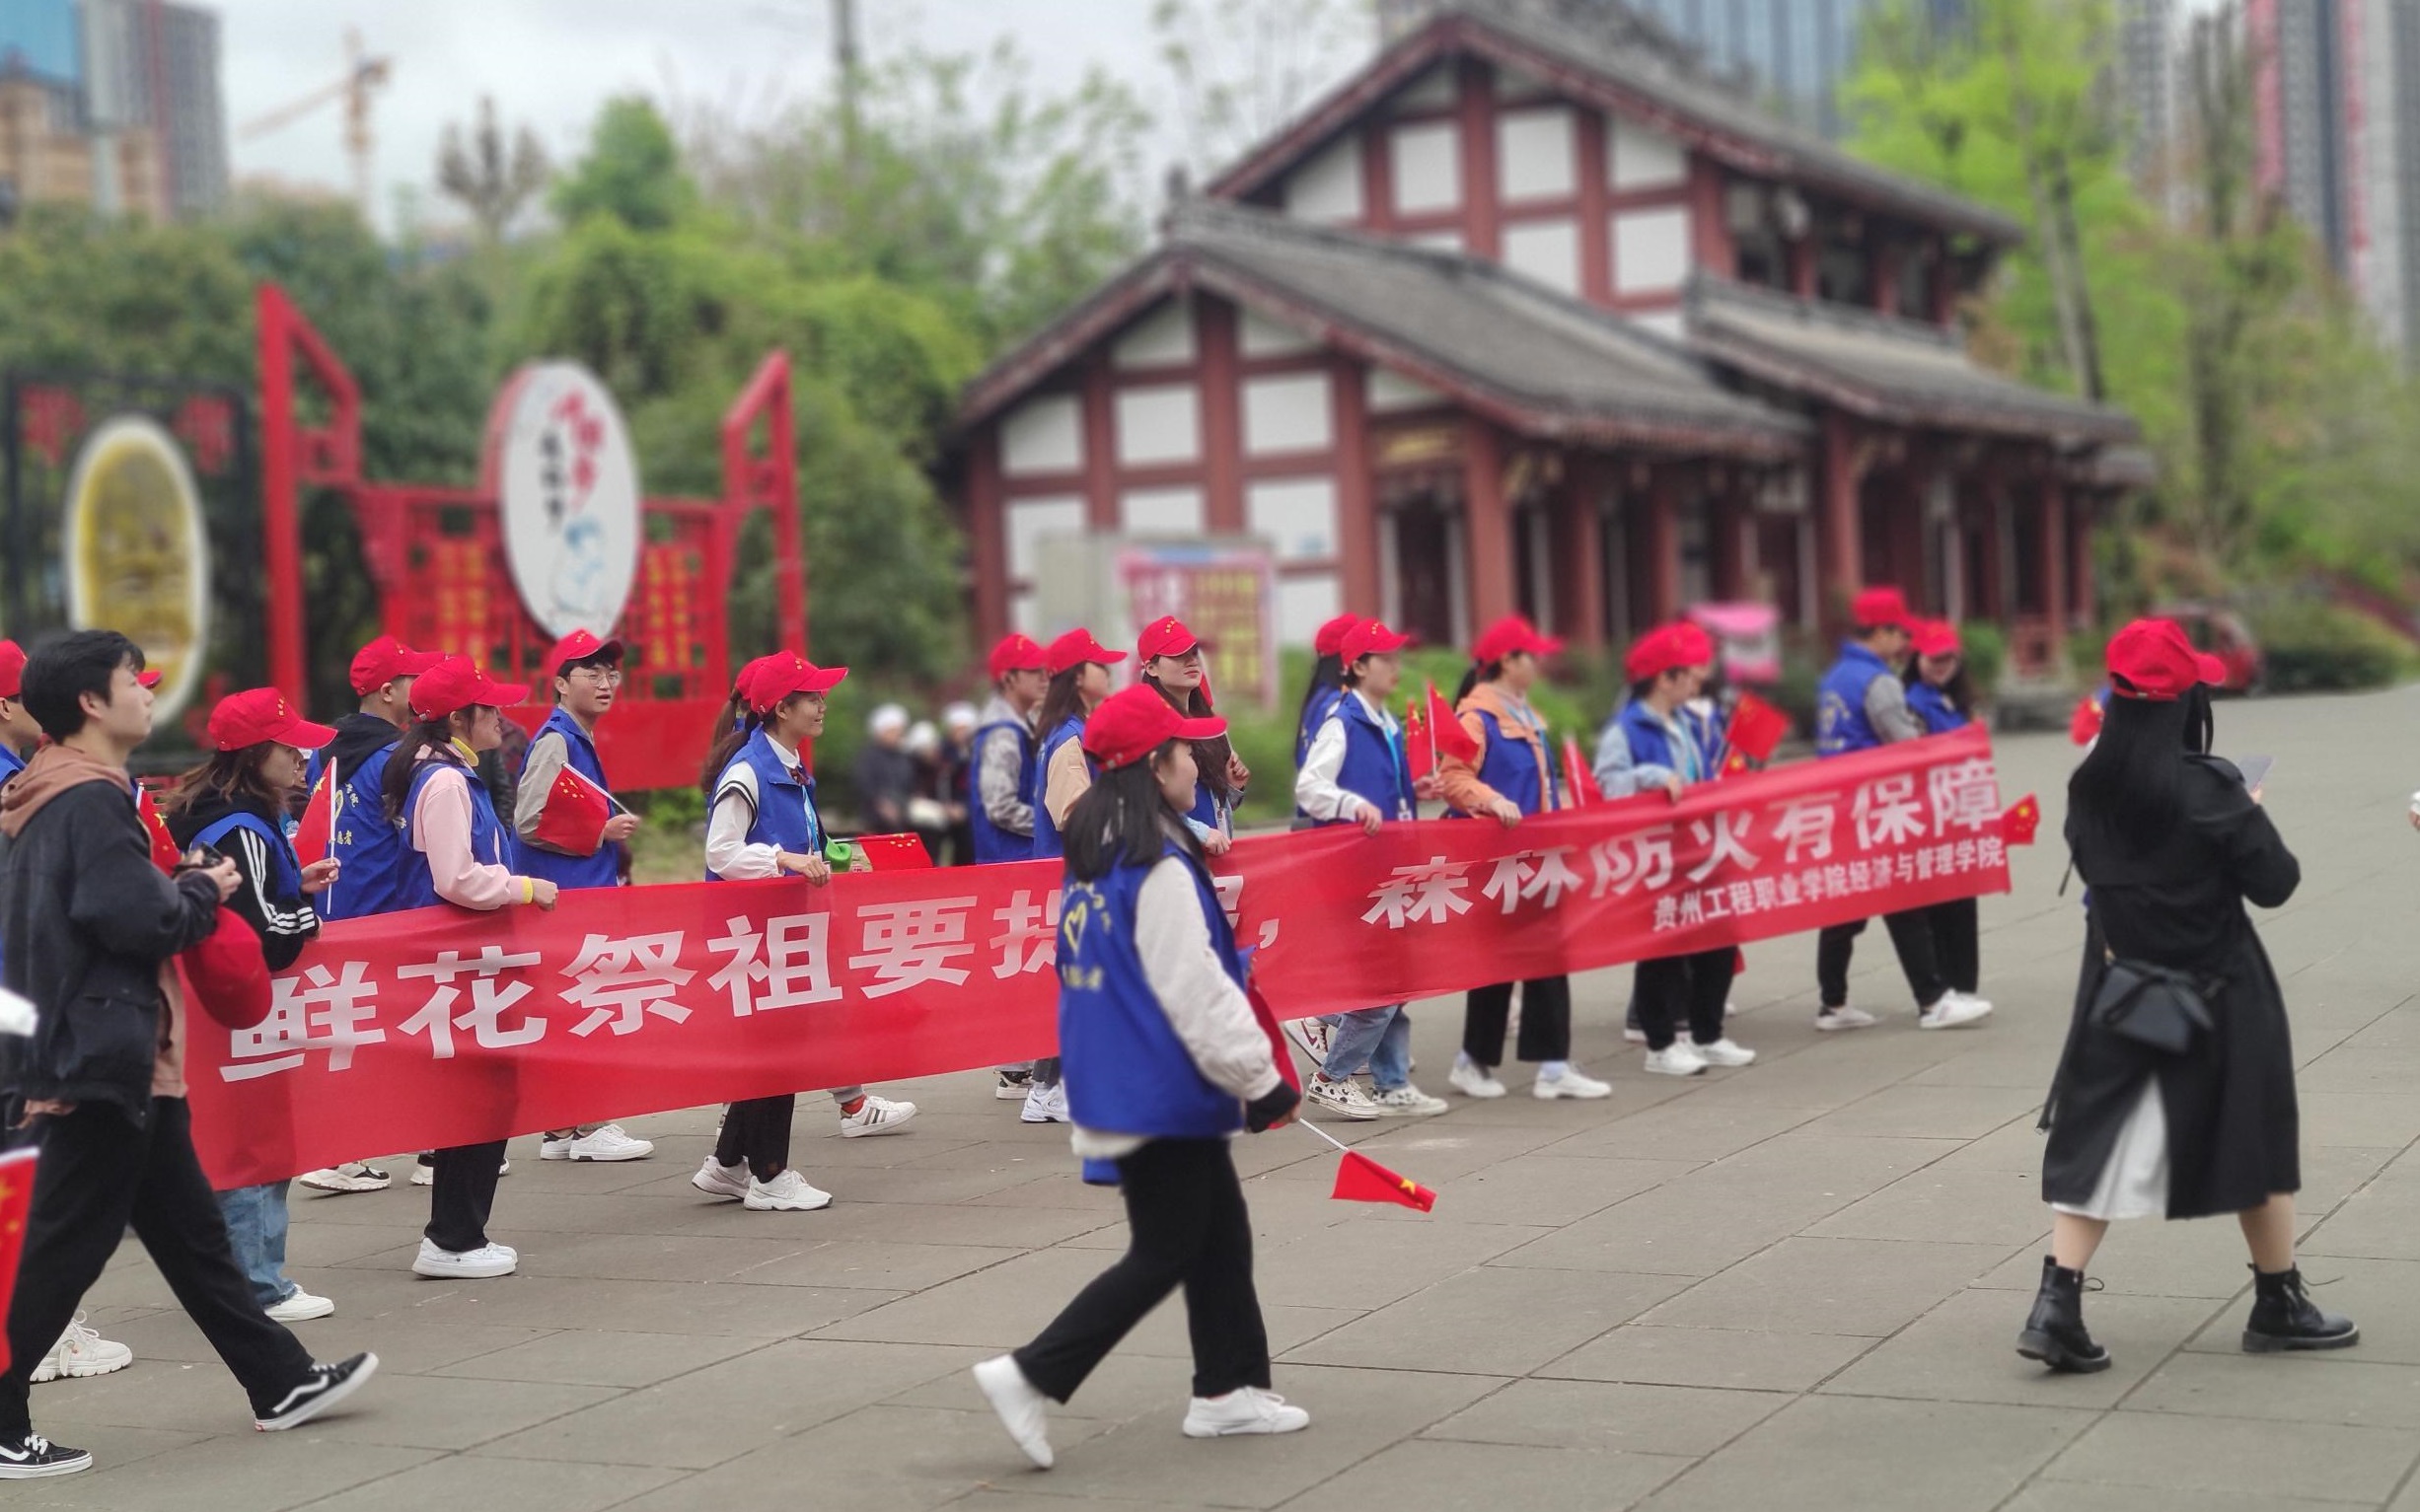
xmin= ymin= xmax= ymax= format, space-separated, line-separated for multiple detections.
xmin=2248 ymin=600 xmax=2420 ymax=692
xmin=1955 ymin=620 xmax=2008 ymax=697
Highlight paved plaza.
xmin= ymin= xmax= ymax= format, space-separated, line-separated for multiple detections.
xmin=22 ymin=684 xmax=2420 ymax=1511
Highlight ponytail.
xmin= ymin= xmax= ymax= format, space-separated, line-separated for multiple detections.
xmin=1033 ymin=666 xmax=1089 ymax=747
xmin=699 ymin=692 xmax=763 ymax=798
xmin=382 ymin=715 xmax=470 ymax=825
xmin=1296 ymin=652 xmax=1344 ymax=729
xmin=1452 ymin=660 xmax=1501 ymax=705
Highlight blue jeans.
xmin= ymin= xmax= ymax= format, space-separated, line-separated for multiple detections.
xmin=1321 ymin=1005 xmax=1412 ymax=1091
xmin=217 ymin=1181 xmax=295 ymax=1310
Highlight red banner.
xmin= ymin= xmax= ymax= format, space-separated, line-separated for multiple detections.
xmin=186 ymin=726 xmax=2012 ymax=1188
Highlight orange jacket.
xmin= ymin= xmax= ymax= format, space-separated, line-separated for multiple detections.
xmin=1436 ymin=682 xmax=1561 ymax=816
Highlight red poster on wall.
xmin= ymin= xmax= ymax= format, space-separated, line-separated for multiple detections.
xmin=1116 ymin=542 xmax=1279 ymax=706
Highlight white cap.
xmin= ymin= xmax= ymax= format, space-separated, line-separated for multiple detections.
xmin=905 ymin=720 xmax=940 ymax=756
xmin=942 ymin=700 xmax=979 ymax=731
xmin=869 ymin=703 xmax=910 ymax=737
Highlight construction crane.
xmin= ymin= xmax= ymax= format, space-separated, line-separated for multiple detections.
xmin=238 ymin=29 xmax=392 ymax=222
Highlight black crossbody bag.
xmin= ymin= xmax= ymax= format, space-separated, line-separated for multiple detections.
xmin=2089 ymin=951 xmax=2216 ymax=1055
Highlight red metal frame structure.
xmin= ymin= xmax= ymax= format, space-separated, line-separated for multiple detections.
xmin=256 ymin=283 xmax=805 ymax=790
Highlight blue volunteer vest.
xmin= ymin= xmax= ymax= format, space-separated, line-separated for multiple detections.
xmin=0 ymin=744 xmax=19 ymax=974
xmin=393 ymin=758 xmax=508 ymax=912
xmin=1815 ymin=642 xmax=1891 ymax=756
xmin=1616 ymin=700 xmax=1713 ymax=788
xmin=1029 ymin=715 xmax=1087 ymax=861
xmin=1314 ymin=692 xmax=1415 ymax=827
xmin=190 ymin=811 xmax=303 ymax=899
xmin=510 ymin=707 xmax=623 ymax=890
xmin=705 ymin=728 xmax=823 ymax=881
xmin=968 ymin=716 xmax=1037 ymax=863
xmin=1057 ymin=842 xmax=1248 ymax=1141
xmin=320 ymin=743 xmax=403 ymax=921
xmin=1447 ymin=701 xmax=1560 ymax=819
xmin=1906 ymin=681 xmax=1969 ymax=735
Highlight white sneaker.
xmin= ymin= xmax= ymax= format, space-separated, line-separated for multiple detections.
xmin=840 ymin=1094 xmax=918 ymax=1138
xmin=1448 ymin=1059 xmax=1506 ymax=1099
xmin=1534 ymin=1067 xmax=1613 ymax=1100
xmin=1371 ymin=1084 xmax=1449 ymax=1116
xmin=1725 ymin=1000 xmax=1738 ymax=1018
xmin=994 ymin=1069 xmax=1034 ymax=1101
xmin=1021 ymin=1082 xmax=1070 ymax=1124
xmin=408 ymin=1154 xmax=509 ymax=1186
xmin=542 ymin=1123 xmax=654 ymax=1162
xmin=411 ymin=1239 xmax=518 ymax=1278
xmin=1643 ymin=1044 xmax=1708 ymax=1077
xmin=692 ymin=1157 xmax=751 ymax=1200
xmin=1183 ymin=1386 xmax=1310 ymax=1438
xmin=1281 ymin=1017 xmax=1331 ymax=1063
xmin=1692 ymin=1038 xmax=1758 ymax=1067
xmin=745 ymin=1170 xmax=833 ymax=1211
xmin=30 ymin=1315 xmax=131 ymax=1383
xmin=1623 ymin=1025 xmax=1648 ymax=1044
xmin=264 ymin=1287 xmax=335 ymax=1323
xmin=973 ymin=1355 xmax=1054 ymax=1469
xmin=1918 ymin=992 xmax=1993 ymax=1030
xmin=296 ymin=1161 xmax=390 ymax=1193
xmin=1816 ymin=1006 xmax=1878 ymax=1032
xmin=1306 ymin=1075 xmax=1381 ymax=1120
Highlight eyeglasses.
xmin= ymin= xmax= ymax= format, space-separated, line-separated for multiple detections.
xmin=570 ymin=666 xmax=623 ymax=685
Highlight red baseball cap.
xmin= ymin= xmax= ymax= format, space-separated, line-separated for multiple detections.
xmin=208 ymin=687 xmax=337 ymax=753
xmin=1081 ymin=684 xmax=1227 ymax=771
xmin=0 ymin=640 xmax=24 ymax=699
xmin=137 ymin=668 xmax=162 ymax=689
xmin=746 ymin=651 xmax=847 ymax=714
xmin=1623 ymin=625 xmax=1682 ymax=683
xmin=409 ymin=656 xmax=530 ymax=719
xmin=1313 ymin=613 xmax=1364 ymax=659
xmin=1341 ymin=618 xmax=1411 ymax=663
xmin=547 ymin=629 xmax=624 ymax=679
xmin=2105 ymin=618 xmax=2225 ymax=702
xmin=1473 ymin=614 xmax=1564 ymax=667
xmin=733 ymin=653 xmax=777 ymax=697
xmin=987 ymin=632 xmax=1048 ymax=681
xmin=1851 ymin=586 xmax=1913 ymax=630
xmin=1137 ymin=615 xmax=1203 ymax=663
xmin=1046 ymin=627 xmax=1127 ymax=676
xmin=1911 ymin=619 xmax=1962 ymax=658
xmin=349 ymin=635 xmax=442 ymax=695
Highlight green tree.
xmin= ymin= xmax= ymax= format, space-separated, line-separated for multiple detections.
xmin=552 ymin=96 xmax=695 ymax=231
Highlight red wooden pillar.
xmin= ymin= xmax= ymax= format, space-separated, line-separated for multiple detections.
xmin=2070 ymin=492 xmax=2096 ymax=629
xmin=1871 ymin=235 xmax=1902 ymax=318
xmin=1977 ymin=487 xmax=2008 ymax=620
xmin=1643 ymin=468 xmax=1681 ymax=625
xmin=1461 ymin=417 xmax=1514 ymax=632
xmin=1080 ymin=354 xmax=1117 ymax=530
xmin=966 ymin=425 xmax=1008 ymax=643
xmin=1456 ymin=57 xmax=1501 ymax=261
xmin=1710 ymin=483 xmax=1748 ymax=601
xmin=1789 ymin=234 xmax=1818 ymax=300
xmin=1358 ymin=119 xmax=1396 ymax=234
xmin=1688 ymin=154 xmax=1734 ymax=280
xmin=2039 ymin=470 xmax=2068 ymax=661
xmin=1576 ymin=107 xmax=1613 ymax=307
xmin=1554 ymin=452 xmax=1607 ymax=651
xmin=1890 ymin=470 xmax=1928 ymax=603
xmin=1329 ymin=356 xmax=1378 ymax=615
xmin=1818 ymin=410 xmax=1866 ymax=628
xmin=1198 ymin=297 xmax=1244 ymax=534
xmin=1930 ymin=233 xmax=1956 ymax=325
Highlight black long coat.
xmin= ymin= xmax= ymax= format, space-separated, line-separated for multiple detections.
xmin=2041 ymin=755 xmax=2302 ymax=1220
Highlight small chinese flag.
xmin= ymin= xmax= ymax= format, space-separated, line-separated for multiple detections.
xmin=1427 ymin=682 xmax=1481 ymax=764
xmin=2001 ymin=793 xmax=2042 ymax=846
xmin=1245 ymin=982 xmax=1303 ymax=1096
xmin=1560 ymin=735 xmax=1601 ymax=807
xmin=1331 ymin=1149 xmax=1437 ymax=1213
xmin=1721 ymin=748 xmax=1751 ymax=778
xmin=1724 ymin=692 xmax=1791 ymax=764
xmin=0 ymin=1145 xmax=37 ymax=1371
xmin=293 ymin=759 xmax=335 ymax=868
xmin=531 ymin=764 xmax=614 ymax=857
xmin=854 ymin=832 xmax=934 ymax=870
xmin=2069 ymin=693 xmax=2104 ymax=747
xmin=135 ymin=784 xmax=180 ymax=874
xmin=1404 ymin=698 xmax=1434 ymax=782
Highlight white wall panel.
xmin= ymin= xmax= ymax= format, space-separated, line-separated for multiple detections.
xmin=1000 ymin=394 xmax=1082 ymax=476
xmin=1112 ymin=299 xmax=1195 ymax=368
xmin=1246 ymin=476 xmax=1340 ymax=562
xmin=1121 ymin=486 xmax=1206 ymax=536
xmin=1007 ymin=496 xmax=1085 ymax=579
xmin=1497 ymin=107 xmax=1576 ymax=200
xmin=1608 ymin=115 xmax=1687 ymax=189
xmin=1239 ymin=310 xmax=1318 ymax=357
xmin=1366 ymin=368 xmax=1447 ymax=412
xmin=1283 ymin=134 xmax=1365 ymax=223
xmin=1503 ymin=219 xmax=1580 ymax=297
xmin=1613 ymin=206 xmax=1691 ymax=293
xmin=1113 ymin=384 xmax=1200 ymax=466
xmin=1394 ymin=65 xmax=1456 ymax=111
xmin=1390 ymin=120 xmax=1461 ymax=213
xmin=1276 ymin=573 xmax=1342 ymax=646
xmin=1242 ymin=372 xmax=1333 ymax=455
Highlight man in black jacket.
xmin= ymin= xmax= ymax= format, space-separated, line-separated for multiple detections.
xmin=0 ymin=631 xmax=377 ymax=1478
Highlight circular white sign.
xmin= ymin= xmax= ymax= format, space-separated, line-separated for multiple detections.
xmin=483 ymin=362 xmax=642 ymax=640
xmin=61 ymin=415 xmax=211 ymax=724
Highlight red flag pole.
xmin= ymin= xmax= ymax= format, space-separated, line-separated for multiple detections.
xmin=323 ymin=756 xmax=337 ymax=918
xmin=1425 ymin=682 xmax=1438 ymax=774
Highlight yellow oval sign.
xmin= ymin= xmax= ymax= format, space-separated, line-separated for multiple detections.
xmin=62 ymin=416 xmax=211 ymax=722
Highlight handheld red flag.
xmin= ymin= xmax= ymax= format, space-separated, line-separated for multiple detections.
xmin=1331 ymin=1149 xmax=1438 ymax=1213
xmin=0 ymin=1146 xmax=36 ymax=1372
xmin=1560 ymin=734 xmax=1600 ymax=807
xmin=1721 ymin=748 xmax=1751 ymax=778
xmin=2069 ymin=693 xmax=2104 ymax=747
xmin=1245 ymin=983 xmax=1304 ymax=1095
xmin=852 ymin=832 xmax=934 ymax=870
xmin=2001 ymin=793 xmax=2042 ymax=846
xmin=293 ymin=759 xmax=334 ymax=868
xmin=1724 ymin=692 xmax=1791 ymax=764
xmin=136 ymin=784 xmax=181 ymax=873
xmin=531 ymin=764 xmax=614 ymax=857
xmin=1403 ymin=697 xmax=1434 ymax=782
xmin=1427 ymin=682 xmax=1480 ymax=764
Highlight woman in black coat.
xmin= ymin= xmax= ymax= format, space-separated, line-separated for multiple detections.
xmin=2020 ymin=618 xmax=2356 ymax=1373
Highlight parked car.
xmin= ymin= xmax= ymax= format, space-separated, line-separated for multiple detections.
xmin=2152 ymin=603 xmax=2263 ymax=694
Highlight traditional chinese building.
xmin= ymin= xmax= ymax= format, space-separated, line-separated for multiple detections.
xmin=947 ymin=3 xmax=2144 ymax=677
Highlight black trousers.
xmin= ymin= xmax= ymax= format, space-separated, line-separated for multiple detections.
xmin=426 ymin=1140 xmax=507 ymax=1254
xmin=715 ymin=1095 xmax=795 ymax=1182
xmin=1463 ymin=974 xmax=1572 ymax=1066
xmin=1928 ymin=898 xmax=1980 ymax=995
xmin=2 ymin=1099 xmax=315 ymax=1435
xmin=1815 ymin=911 xmax=1946 ymax=1010
xmin=1014 ymin=1137 xmax=1270 ymax=1403
xmin=1634 ymin=946 xmax=1737 ymax=1051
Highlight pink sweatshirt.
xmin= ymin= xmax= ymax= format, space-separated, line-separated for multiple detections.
xmin=409 ymin=748 xmax=522 ymax=910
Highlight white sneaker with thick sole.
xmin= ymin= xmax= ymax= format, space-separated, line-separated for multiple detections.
xmin=839 ymin=1095 xmax=918 ymax=1138
xmin=1306 ymin=1075 xmax=1380 ymax=1120
xmin=1534 ymin=1068 xmax=1613 ymax=1100
xmin=1692 ymin=1038 xmax=1758 ymax=1067
xmin=994 ymin=1070 xmax=1034 ymax=1101
xmin=1183 ymin=1387 xmax=1310 ymax=1438
xmin=255 ymin=1352 xmax=378 ymax=1432
xmin=692 ymin=1157 xmax=752 ymax=1200
xmin=746 ymin=1170 xmax=834 ymax=1211
xmin=409 ymin=1154 xmax=509 ymax=1187
xmin=1371 ymin=1084 xmax=1450 ymax=1116
xmin=542 ymin=1123 xmax=654 ymax=1162
xmin=264 ymin=1287 xmax=335 ymax=1323
xmin=412 ymin=1239 xmax=518 ymax=1279
xmin=1643 ymin=1044 xmax=1708 ymax=1077
xmin=30 ymin=1315 xmax=131 ymax=1384
xmin=1021 ymin=1081 xmax=1070 ymax=1124
xmin=973 ymin=1355 xmax=1054 ymax=1469
xmin=1918 ymin=993 xmax=1993 ymax=1030
xmin=1623 ymin=1025 xmax=1648 ymax=1044
xmin=1281 ymin=1017 xmax=1331 ymax=1064
xmin=1447 ymin=1060 xmax=1506 ymax=1100
xmin=1815 ymin=1006 xmax=1878 ymax=1032
xmin=296 ymin=1161 xmax=390 ymax=1193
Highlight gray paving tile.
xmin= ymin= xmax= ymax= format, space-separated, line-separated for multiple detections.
xmin=2040 ymin=1409 xmax=2418 ymax=1504
xmin=1283 ymin=1264 xmax=1686 ymax=1375
xmin=2178 ymin=1256 xmax=2420 ymax=1363
xmin=1422 ymin=1377 xmax=1790 ymax=1456
xmin=2129 ymin=1350 xmax=2420 ymax=1429
xmin=1293 ymin=1437 xmax=1689 ymax=1512
xmin=282 ymin=1455 xmax=689 ymax=1512
xmin=1541 ymin=1326 xmax=1877 ymax=1393
xmin=5 ymin=1435 xmax=437 ymax=1512
xmin=426 ymin=1329 xmax=773 ymax=1388
xmin=2002 ymin=1486 xmax=2356 ymax=1512
xmin=1799 ymin=1083 xmax=2044 ymax=1140
xmin=1818 ymin=1286 xmax=2221 ymax=1407
xmin=1638 ymin=1397 xmax=2091 ymax=1512
xmin=1638 ymin=1236 xmax=2017 ymax=1337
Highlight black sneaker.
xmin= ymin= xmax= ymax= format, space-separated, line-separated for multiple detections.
xmin=255 ymin=1352 xmax=380 ymax=1432
xmin=0 ymin=1431 xmax=93 ymax=1478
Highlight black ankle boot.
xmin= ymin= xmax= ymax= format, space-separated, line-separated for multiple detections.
xmin=2242 ymin=1265 xmax=2359 ymax=1352
xmin=2017 ymin=1256 xmax=2110 ymax=1373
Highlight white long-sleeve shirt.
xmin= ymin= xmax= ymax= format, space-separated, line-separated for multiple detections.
xmin=407 ymin=750 xmax=519 ymax=910
xmin=705 ymin=733 xmax=815 ymax=880
xmin=1292 ymin=688 xmax=1401 ymax=823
